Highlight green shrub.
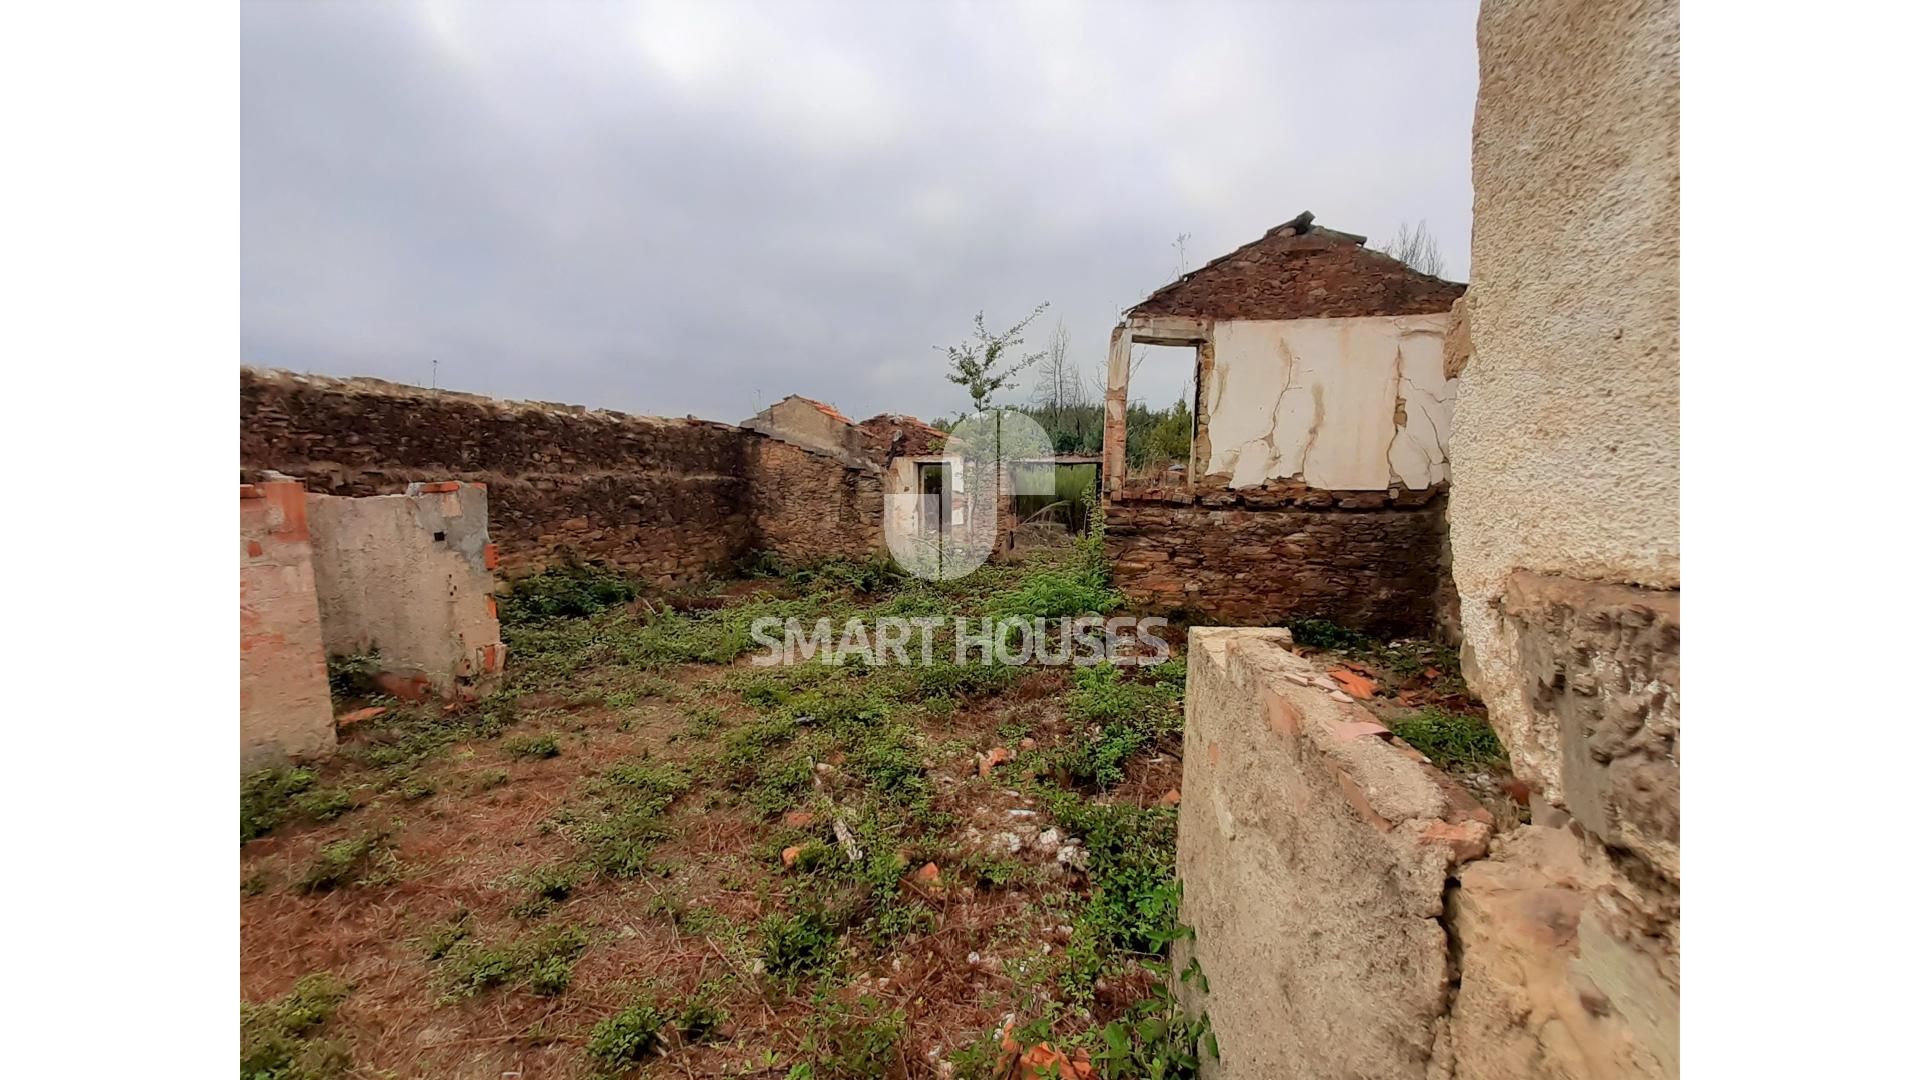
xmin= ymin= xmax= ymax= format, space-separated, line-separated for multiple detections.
xmin=759 ymin=908 xmax=841 ymax=980
xmin=1285 ymin=617 xmax=1372 ymax=651
xmin=586 ymin=1001 xmax=669 ymax=1071
xmin=796 ymin=995 xmax=905 ymax=1079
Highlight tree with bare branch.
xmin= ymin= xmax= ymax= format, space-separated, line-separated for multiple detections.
xmin=1378 ymin=220 xmax=1448 ymax=277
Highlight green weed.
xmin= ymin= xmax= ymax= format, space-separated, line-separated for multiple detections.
xmin=299 ymin=833 xmax=397 ymax=893
xmin=1392 ymin=708 xmax=1508 ymax=771
xmin=240 ymin=972 xmax=351 ymax=1080
xmin=503 ymin=732 xmax=562 ymax=759
xmin=585 ymin=1001 xmax=669 ymax=1072
xmin=434 ymin=923 xmax=589 ymax=1000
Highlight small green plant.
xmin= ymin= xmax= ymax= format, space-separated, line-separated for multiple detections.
xmin=1391 ymin=708 xmax=1508 ymax=771
xmin=240 ymin=972 xmax=351 ymax=1080
xmin=1286 ymin=617 xmax=1373 ymax=652
xmin=558 ymin=758 xmax=692 ymax=877
xmin=586 ymin=1001 xmax=669 ymax=1072
xmin=759 ymin=908 xmax=841 ymax=981
xmin=503 ymin=732 xmax=562 ymax=759
xmin=468 ymin=768 xmax=511 ymax=792
xmin=434 ymin=923 xmax=589 ymax=1000
xmin=299 ymin=833 xmax=397 ymax=893
xmin=242 ymin=768 xmax=353 ymax=842
xmin=498 ymin=563 xmax=638 ymax=625
xmin=796 ymin=995 xmax=905 ymax=1079
xmin=509 ymin=863 xmax=583 ymax=918
xmin=326 ymin=649 xmax=382 ymax=701
xmin=1090 ymin=955 xmax=1219 ymax=1079
xmin=417 ymin=910 xmax=473 ymax=961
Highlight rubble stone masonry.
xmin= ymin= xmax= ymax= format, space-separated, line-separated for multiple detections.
xmin=1105 ymin=486 xmax=1447 ymax=636
xmin=241 ymin=369 xmax=882 ymax=581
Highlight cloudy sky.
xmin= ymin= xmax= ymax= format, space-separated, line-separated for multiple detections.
xmin=243 ymin=0 xmax=1478 ymax=424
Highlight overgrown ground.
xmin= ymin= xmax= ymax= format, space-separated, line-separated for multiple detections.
xmin=241 ymin=537 xmax=1500 ymax=1079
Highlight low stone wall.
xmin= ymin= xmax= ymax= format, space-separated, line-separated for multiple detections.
xmin=1177 ymin=628 xmax=1490 ymax=1079
xmin=240 ymin=480 xmax=337 ymax=770
xmin=1178 ymin=628 xmax=1675 ymax=1080
xmin=307 ymin=481 xmax=506 ymax=701
xmin=242 ymin=368 xmax=884 ymax=582
xmin=1104 ymin=489 xmax=1446 ymax=636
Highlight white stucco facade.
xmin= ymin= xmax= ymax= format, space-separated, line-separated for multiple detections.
xmin=1204 ymin=313 xmax=1454 ymax=491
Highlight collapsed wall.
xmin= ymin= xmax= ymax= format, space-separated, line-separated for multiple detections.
xmin=1179 ymin=631 xmax=1674 ymax=1079
xmin=307 ymin=481 xmax=507 ymax=701
xmin=241 ymin=480 xmax=337 ymax=770
xmin=1099 ymin=221 xmax=1465 ymax=634
xmin=241 ymin=369 xmax=883 ymax=581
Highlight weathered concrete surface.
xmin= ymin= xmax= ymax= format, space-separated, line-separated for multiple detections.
xmin=240 ymin=480 xmax=336 ymax=770
xmin=1450 ymin=0 xmax=1680 ymax=800
xmin=1176 ymin=628 xmax=1491 ymax=1079
xmin=307 ymin=481 xmax=505 ymax=700
xmin=1450 ymin=825 xmax=1676 ymax=1079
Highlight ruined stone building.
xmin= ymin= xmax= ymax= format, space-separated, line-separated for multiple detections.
xmin=1101 ymin=212 xmax=1466 ymax=635
xmin=1173 ymin=1 xmax=1679 ymax=1077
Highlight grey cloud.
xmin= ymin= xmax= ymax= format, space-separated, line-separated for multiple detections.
xmin=243 ymin=0 xmax=1478 ymax=423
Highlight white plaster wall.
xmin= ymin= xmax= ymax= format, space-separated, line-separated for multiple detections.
xmin=1204 ymin=314 xmax=1453 ymax=491
xmin=1451 ymin=0 xmax=1679 ymax=799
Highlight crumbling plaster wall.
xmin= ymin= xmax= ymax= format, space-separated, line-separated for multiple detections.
xmin=307 ymin=481 xmax=506 ymax=700
xmin=241 ymin=480 xmax=337 ymax=770
xmin=1450 ymin=0 xmax=1679 ymax=808
xmin=1205 ymin=313 xmax=1454 ymax=491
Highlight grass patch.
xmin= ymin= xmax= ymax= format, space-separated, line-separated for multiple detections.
xmin=794 ymin=994 xmax=905 ymax=1079
xmin=1051 ymin=663 xmax=1183 ymax=791
xmin=1391 ymin=708 xmax=1508 ymax=771
xmin=240 ymin=972 xmax=351 ymax=1080
xmin=554 ymin=758 xmax=691 ymax=877
xmin=299 ymin=833 xmax=398 ymax=893
xmin=585 ymin=1000 xmax=670 ymax=1072
xmin=502 ymin=732 xmax=561 ymax=759
xmin=498 ymin=562 xmax=638 ymax=625
xmin=434 ymin=923 xmax=590 ymax=1000
xmin=242 ymin=768 xmax=354 ymax=843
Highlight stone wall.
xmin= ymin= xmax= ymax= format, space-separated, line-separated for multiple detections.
xmin=745 ymin=436 xmax=885 ymax=565
xmin=1105 ymin=488 xmax=1446 ymax=636
xmin=241 ymin=480 xmax=337 ymax=770
xmin=307 ymin=481 xmax=507 ymax=701
xmin=242 ymin=369 xmax=885 ymax=581
xmin=1178 ymin=629 xmax=1674 ymax=1080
